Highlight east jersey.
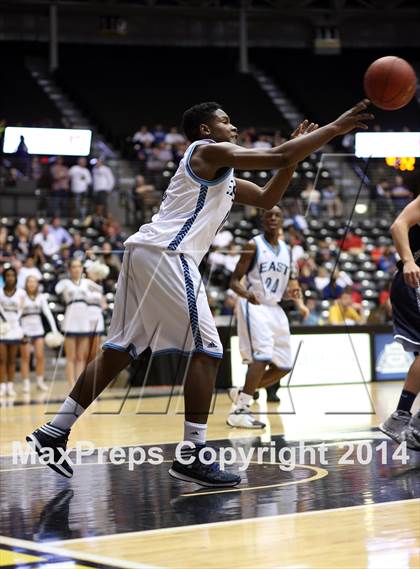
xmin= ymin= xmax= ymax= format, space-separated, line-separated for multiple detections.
xmin=246 ymin=235 xmax=292 ymax=305
xmin=124 ymin=139 xmax=236 ymax=265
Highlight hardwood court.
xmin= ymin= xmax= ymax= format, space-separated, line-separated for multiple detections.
xmin=1 ymin=380 xmax=419 ymax=569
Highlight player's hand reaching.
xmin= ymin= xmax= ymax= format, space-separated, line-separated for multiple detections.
xmin=332 ymin=99 xmax=374 ymax=135
xmin=403 ymin=260 xmax=420 ymax=289
xmin=291 ymin=120 xmax=319 ymax=139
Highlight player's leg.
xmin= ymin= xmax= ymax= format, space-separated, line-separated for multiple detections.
xmin=404 ymin=354 xmax=420 ymax=450
xmin=263 ymin=307 xmax=293 ymax=403
xmin=380 ymin=353 xmax=420 ymax=444
xmin=259 ymin=364 xmax=290 ymax=402
xmin=64 ymin=337 xmax=76 ymax=385
xmin=0 ymin=344 xmax=6 ymax=396
xmin=6 ymin=344 xmax=18 ymax=396
xmin=34 ymin=338 xmax=48 ymax=391
xmin=20 ymin=342 xmax=32 ymax=393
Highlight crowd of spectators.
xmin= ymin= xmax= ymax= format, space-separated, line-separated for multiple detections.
xmin=0 ymin=215 xmax=125 ymax=304
xmin=1 ymin=149 xmax=116 ymax=219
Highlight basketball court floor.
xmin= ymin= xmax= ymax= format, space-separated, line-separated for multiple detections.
xmin=0 ymin=380 xmax=419 ymax=569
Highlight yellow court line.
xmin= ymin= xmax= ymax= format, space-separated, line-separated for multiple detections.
xmin=180 ymin=464 xmax=328 ymax=497
xmin=0 ymin=535 xmax=164 ymax=569
xmin=58 ymin=498 xmax=420 ymax=545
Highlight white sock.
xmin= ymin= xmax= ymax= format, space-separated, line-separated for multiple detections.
xmin=184 ymin=421 xmax=207 ymax=446
xmin=236 ymin=391 xmax=252 ymax=410
xmin=50 ymin=397 xmax=85 ymax=432
xmin=36 ymin=376 xmax=44 ymax=383
xmin=7 ymin=382 xmax=14 ymax=391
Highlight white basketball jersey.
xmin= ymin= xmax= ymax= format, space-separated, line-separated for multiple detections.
xmin=125 ymin=139 xmax=236 ymax=265
xmin=246 ymin=235 xmax=292 ymax=306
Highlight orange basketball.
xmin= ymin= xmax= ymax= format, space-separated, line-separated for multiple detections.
xmin=363 ymin=56 xmax=417 ymax=110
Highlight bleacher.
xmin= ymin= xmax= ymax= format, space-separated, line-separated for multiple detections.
xmin=55 ymin=45 xmax=289 ymax=146
xmin=251 ymin=48 xmax=420 ymax=131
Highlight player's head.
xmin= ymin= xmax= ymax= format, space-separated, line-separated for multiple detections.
xmin=181 ymin=102 xmax=237 ymax=143
xmin=261 ymin=206 xmax=283 ymax=235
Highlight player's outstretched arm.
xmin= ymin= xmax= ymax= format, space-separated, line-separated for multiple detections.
xmin=199 ymin=100 xmax=373 ymax=172
xmin=230 ymin=241 xmax=260 ymax=305
xmin=235 ymin=120 xmax=317 ymax=208
xmin=391 ymin=195 xmax=420 ymax=288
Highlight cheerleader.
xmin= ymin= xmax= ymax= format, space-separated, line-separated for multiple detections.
xmin=20 ymin=275 xmax=60 ymax=393
xmin=55 ymin=259 xmax=90 ymax=385
xmin=85 ymin=261 xmax=109 ymax=363
xmin=0 ymin=267 xmax=25 ymax=397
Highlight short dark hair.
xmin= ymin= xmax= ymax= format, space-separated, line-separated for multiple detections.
xmin=181 ymin=101 xmax=222 ymax=142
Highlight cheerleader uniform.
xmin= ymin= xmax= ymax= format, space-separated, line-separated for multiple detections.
xmin=55 ymin=279 xmax=91 ymax=336
xmin=85 ymin=279 xmax=105 ymax=336
xmin=21 ymin=292 xmax=58 ymax=339
xmin=0 ymin=288 xmax=25 ymax=344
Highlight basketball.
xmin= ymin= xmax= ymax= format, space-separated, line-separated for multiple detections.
xmin=364 ymin=56 xmax=417 ymax=110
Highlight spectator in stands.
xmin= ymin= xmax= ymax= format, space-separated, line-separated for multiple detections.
xmin=92 ymin=159 xmax=115 ymax=213
xmin=165 ymin=127 xmax=185 ymax=146
xmin=367 ymin=297 xmax=392 ymax=324
xmin=26 ymin=218 xmax=38 ymax=241
xmin=50 ymin=217 xmax=73 ymax=249
xmin=50 ymin=157 xmax=70 ymax=217
xmin=101 ymin=241 xmax=121 ymax=292
xmin=32 ymin=224 xmax=60 ymax=258
xmin=152 ymin=124 xmax=166 ymax=145
xmin=321 ymin=183 xmax=343 ymax=217
xmin=14 ymin=135 xmax=30 ymax=177
xmin=133 ymin=126 xmax=154 ymax=146
xmin=328 ymin=289 xmax=363 ymax=325
xmin=69 ymin=157 xmax=92 ymax=218
xmin=372 ymin=179 xmax=391 ymax=215
xmin=253 ymin=134 xmax=272 ymax=149
xmin=5 ymin=167 xmax=23 ymax=187
xmin=30 ymin=157 xmax=42 ymax=184
xmin=17 ymin=257 xmax=43 ymax=289
xmin=340 ymin=231 xmax=364 ymax=255
xmin=69 ymin=232 xmax=85 ymax=260
xmin=390 ymin=175 xmax=412 ymax=213
xmin=300 ymin=182 xmax=321 ymax=216
xmin=13 ymin=223 xmax=31 ymax=259
xmin=322 ymin=273 xmax=344 ymax=300
xmin=302 ymin=297 xmax=323 ymax=326
xmin=132 ymin=175 xmax=159 ymax=224
xmin=377 ymin=245 xmax=397 ymax=273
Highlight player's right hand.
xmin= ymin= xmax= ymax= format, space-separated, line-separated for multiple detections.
xmin=403 ymin=260 xmax=420 ymax=288
xmin=332 ymin=99 xmax=374 ymax=135
xmin=247 ymin=292 xmax=260 ymax=305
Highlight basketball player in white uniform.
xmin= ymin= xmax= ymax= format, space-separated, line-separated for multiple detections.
xmin=227 ymin=207 xmax=308 ymax=428
xmin=0 ymin=267 xmax=25 ymax=397
xmin=28 ymin=99 xmax=373 ymax=484
xmin=20 ymin=275 xmax=59 ymax=393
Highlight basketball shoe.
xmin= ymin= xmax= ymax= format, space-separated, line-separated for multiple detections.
xmin=227 ymin=407 xmax=266 ymax=429
xmin=26 ymin=423 xmax=73 ymax=478
xmin=379 ymin=410 xmax=411 ymax=443
xmin=169 ymin=444 xmax=241 ymax=487
xmin=404 ymin=411 xmax=420 ymax=451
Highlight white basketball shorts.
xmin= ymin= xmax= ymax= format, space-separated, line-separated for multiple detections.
xmin=103 ymin=245 xmax=223 ymax=359
xmin=237 ymin=298 xmax=292 ymax=370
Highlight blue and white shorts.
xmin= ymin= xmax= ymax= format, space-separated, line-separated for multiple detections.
xmin=236 ymin=299 xmax=292 ymax=370
xmin=103 ymin=245 xmax=223 ymax=360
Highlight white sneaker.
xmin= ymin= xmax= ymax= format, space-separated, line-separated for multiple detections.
xmin=22 ymin=379 xmax=31 ymax=393
xmin=0 ymin=383 xmax=6 ymax=397
xmin=36 ymin=378 xmax=48 ymax=392
xmin=6 ymin=383 xmax=16 ymax=397
xmin=227 ymin=407 xmax=266 ymax=429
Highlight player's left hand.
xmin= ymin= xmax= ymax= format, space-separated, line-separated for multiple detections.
xmin=291 ymin=120 xmax=319 ymax=139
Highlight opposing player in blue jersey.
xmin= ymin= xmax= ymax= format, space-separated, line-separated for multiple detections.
xmin=27 ymin=100 xmax=373 ymax=486
xmin=227 ymin=206 xmax=307 ymax=428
